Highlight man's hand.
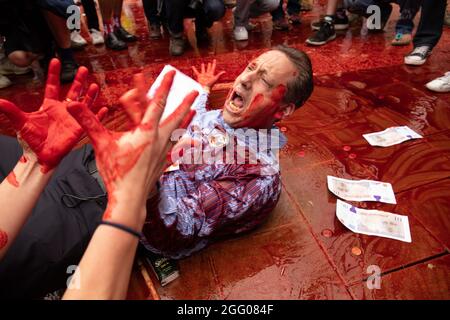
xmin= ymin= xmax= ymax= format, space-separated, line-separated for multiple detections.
xmin=0 ymin=59 xmax=107 ymax=173
xmin=192 ymin=59 xmax=225 ymax=92
xmin=67 ymin=70 xmax=198 ymax=226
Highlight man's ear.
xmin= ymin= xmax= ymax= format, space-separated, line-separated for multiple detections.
xmin=281 ymin=102 xmax=296 ymax=119
xmin=274 ymin=103 xmax=296 ymax=120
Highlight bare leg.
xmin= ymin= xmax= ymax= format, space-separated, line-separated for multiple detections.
xmin=41 ymin=10 xmax=78 ymax=82
xmin=325 ymin=0 xmax=341 ymax=16
xmin=113 ymin=0 xmax=124 ymax=18
xmin=98 ymin=0 xmax=128 ymax=49
xmin=98 ymin=0 xmax=115 ymax=34
xmin=8 ymin=51 xmax=38 ymax=68
xmin=113 ymin=0 xmax=124 ymax=29
xmin=306 ymin=0 xmax=343 ymax=46
xmin=113 ymin=0 xmax=137 ymax=40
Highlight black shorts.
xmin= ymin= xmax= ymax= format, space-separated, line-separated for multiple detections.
xmin=0 ymin=0 xmax=74 ymax=56
xmin=0 ymin=135 xmax=106 ymax=299
xmin=36 ymin=0 xmax=76 ymax=19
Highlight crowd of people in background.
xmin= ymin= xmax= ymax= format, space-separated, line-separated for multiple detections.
xmin=0 ymin=0 xmax=450 ymax=91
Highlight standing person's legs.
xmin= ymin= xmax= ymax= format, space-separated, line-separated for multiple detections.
xmin=113 ymin=0 xmax=124 ymax=28
xmin=392 ymin=1 xmax=419 ymax=46
xmin=287 ymin=0 xmax=301 ymax=16
xmin=98 ymin=0 xmax=127 ymax=50
xmin=344 ymin=0 xmax=392 ymax=29
xmin=80 ymin=0 xmax=104 ymax=44
xmin=165 ymin=0 xmax=188 ymax=55
xmin=36 ymin=0 xmax=79 ymax=80
xmin=234 ymin=0 xmax=278 ymax=40
xmin=249 ymin=0 xmax=280 ymax=18
xmin=324 ymin=0 xmax=339 ymax=16
xmin=233 ymin=0 xmax=258 ymax=40
xmin=306 ymin=0 xmax=341 ymax=45
xmin=271 ymin=0 xmax=285 ymax=22
xmin=271 ymin=0 xmax=290 ymax=30
xmin=113 ymin=0 xmax=138 ymax=42
xmin=98 ymin=0 xmax=115 ymax=34
xmin=142 ymin=0 xmax=163 ymax=38
xmin=81 ymin=0 xmax=100 ymax=30
xmin=405 ymin=0 xmax=446 ymax=65
xmin=40 ymin=9 xmax=79 ymax=83
xmin=413 ymin=0 xmax=446 ymax=49
xmin=143 ymin=0 xmax=161 ymax=26
xmin=234 ymin=0 xmax=258 ymax=27
xmin=165 ymin=0 xmax=187 ymax=36
xmin=195 ymin=0 xmax=226 ymax=42
xmin=202 ymin=0 xmax=226 ymax=27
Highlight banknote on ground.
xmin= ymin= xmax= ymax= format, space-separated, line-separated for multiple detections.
xmin=327 ymin=176 xmax=396 ymax=204
xmin=336 ymin=200 xmax=412 ymax=242
xmin=362 ymin=126 xmax=422 ymax=147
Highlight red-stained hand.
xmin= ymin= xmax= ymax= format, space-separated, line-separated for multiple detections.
xmin=0 ymin=59 xmax=107 ymax=173
xmin=67 ymin=70 xmax=198 ymax=222
xmin=192 ymin=59 xmax=225 ymax=91
xmin=119 ymin=73 xmax=196 ymax=168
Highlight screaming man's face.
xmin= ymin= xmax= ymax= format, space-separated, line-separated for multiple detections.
xmin=223 ymin=50 xmax=297 ymax=129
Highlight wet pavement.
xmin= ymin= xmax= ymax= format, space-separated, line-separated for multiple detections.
xmin=1 ymin=0 xmax=449 ymax=300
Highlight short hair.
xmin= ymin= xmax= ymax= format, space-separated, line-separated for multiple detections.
xmin=272 ymin=45 xmax=313 ymax=108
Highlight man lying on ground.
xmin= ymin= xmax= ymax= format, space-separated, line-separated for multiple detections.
xmin=0 ymin=44 xmax=313 ymax=298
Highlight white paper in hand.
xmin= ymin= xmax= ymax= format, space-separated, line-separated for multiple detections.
xmin=336 ymin=199 xmax=412 ymax=243
xmin=147 ymin=65 xmax=208 ymax=123
xmin=362 ymin=126 xmax=422 ymax=147
xmin=327 ymin=176 xmax=397 ymax=204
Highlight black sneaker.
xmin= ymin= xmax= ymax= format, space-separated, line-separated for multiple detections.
xmin=105 ymin=32 xmax=127 ymax=50
xmin=306 ymin=21 xmax=336 ymax=46
xmin=169 ymin=36 xmax=186 ymax=56
xmin=311 ymin=14 xmax=349 ymax=31
xmin=149 ymin=23 xmax=162 ymax=39
xmin=114 ymin=26 xmax=137 ymax=42
xmin=60 ymin=60 xmax=78 ymax=83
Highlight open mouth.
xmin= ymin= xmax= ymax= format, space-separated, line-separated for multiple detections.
xmin=228 ymin=90 xmax=245 ymax=114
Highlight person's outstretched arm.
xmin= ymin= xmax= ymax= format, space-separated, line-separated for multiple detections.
xmin=0 ymin=59 xmax=105 ymax=260
xmin=63 ymin=71 xmax=198 ymax=300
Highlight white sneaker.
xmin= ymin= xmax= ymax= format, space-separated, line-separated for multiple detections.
xmin=90 ymin=29 xmax=105 ymax=45
xmin=404 ymin=46 xmax=431 ymax=66
xmin=425 ymin=72 xmax=450 ymax=93
xmin=70 ymin=31 xmax=88 ymax=48
xmin=0 ymin=59 xmax=30 ymax=75
xmin=0 ymin=74 xmax=12 ymax=89
xmin=234 ymin=26 xmax=248 ymax=41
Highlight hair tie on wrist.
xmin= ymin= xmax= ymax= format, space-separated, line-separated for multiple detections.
xmin=99 ymin=220 xmax=143 ymax=239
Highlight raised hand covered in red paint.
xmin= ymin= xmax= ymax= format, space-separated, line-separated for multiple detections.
xmin=192 ymin=59 xmax=225 ymax=91
xmin=67 ymin=70 xmax=198 ymax=225
xmin=0 ymin=59 xmax=107 ymax=173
